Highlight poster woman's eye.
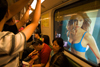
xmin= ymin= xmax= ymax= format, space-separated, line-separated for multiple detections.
xmin=80 ymin=20 xmax=82 ymax=22
xmin=69 ymin=20 xmax=74 ymax=25
xmin=69 ymin=19 xmax=78 ymax=26
xmin=74 ymin=19 xmax=78 ymax=22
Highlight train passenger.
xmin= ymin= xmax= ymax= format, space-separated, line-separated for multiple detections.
xmin=45 ymin=38 xmax=73 ymax=67
xmin=23 ymin=35 xmax=51 ymax=61
xmin=41 ymin=35 xmax=52 ymax=49
xmin=0 ymin=0 xmax=41 ymax=67
xmin=2 ymin=8 xmax=30 ymax=34
xmin=66 ymin=12 xmax=100 ymax=63
xmin=27 ymin=39 xmax=51 ymax=67
xmin=22 ymin=30 xmax=42 ymax=60
xmin=34 ymin=30 xmax=41 ymax=41
xmin=24 ymin=35 xmax=51 ymax=61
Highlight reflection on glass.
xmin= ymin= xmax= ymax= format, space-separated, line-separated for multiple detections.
xmin=54 ymin=9 xmax=100 ymax=64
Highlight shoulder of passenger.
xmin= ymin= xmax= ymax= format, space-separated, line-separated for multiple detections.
xmin=43 ymin=49 xmax=51 ymax=53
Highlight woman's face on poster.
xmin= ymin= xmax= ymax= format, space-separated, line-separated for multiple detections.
xmin=67 ymin=14 xmax=84 ymax=31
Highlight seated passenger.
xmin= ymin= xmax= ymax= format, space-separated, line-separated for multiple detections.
xmin=45 ymin=38 xmax=73 ymax=67
xmin=25 ymin=39 xmax=51 ymax=67
xmin=34 ymin=30 xmax=41 ymax=41
xmin=50 ymin=52 xmax=72 ymax=67
xmin=41 ymin=35 xmax=52 ymax=49
xmin=22 ymin=29 xmax=42 ymax=60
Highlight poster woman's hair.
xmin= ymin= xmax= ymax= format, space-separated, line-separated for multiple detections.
xmin=67 ymin=12 xmax=91 ymax=32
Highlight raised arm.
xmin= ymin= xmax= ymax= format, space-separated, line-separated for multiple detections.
xmin=22 ymin=0 xmax=41 ymax=41
xmin=16 ymin=8 xmax=30 ymax=30
xmin=86 ymin=33 xmax=100 ymax=64
xmin=7 ymin=0 xmax=30 ymax=21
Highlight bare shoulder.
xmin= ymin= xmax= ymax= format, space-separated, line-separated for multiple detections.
xmin=84 ymin=32 xmax=93 ymax=40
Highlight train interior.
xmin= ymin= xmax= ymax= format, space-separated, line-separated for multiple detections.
xmin=6 ymin=0 xmax=100 ymax=67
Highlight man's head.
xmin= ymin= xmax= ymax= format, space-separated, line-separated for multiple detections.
xmin=0 ymin=0 xmax=8 ymax=21
xmin=32 ymin=39 xmax=43 ymax=51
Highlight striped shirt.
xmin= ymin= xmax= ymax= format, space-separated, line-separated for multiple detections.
xmin=0 ymin=31 xmax=26 ymax=67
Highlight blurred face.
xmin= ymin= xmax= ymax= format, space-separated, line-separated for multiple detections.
xmin=53 ymin=40 xmax=61 ymax=53
xmin=35 ymin=33 xmax=38 ymax=38
xmin=33 ymin=44 xmax=41 ymax=51
xmin=41 ymin=38 xmax=44 ymax=42
xmin=68 ymin=15 xmax=84 ymax=30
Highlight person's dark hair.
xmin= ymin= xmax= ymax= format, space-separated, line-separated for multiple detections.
xmin=78 ymin=12 xmax=91 ymax=31
xmin=50 ymin=38 xmax=73 ymax=67
xmin=0 ymin=0 xmax=8 ymax=21
xmin=67 ymin=12 xmax=91 ymax=32
xmin=42 ymin=35 xmax=50 ymax=45
xmin=50 ymin=52 xmax=73 ymax=67
xmin=52 ymin=38 xmax=64 ymax=52
xmin=32 ymin=39 xmax=43 ymax=46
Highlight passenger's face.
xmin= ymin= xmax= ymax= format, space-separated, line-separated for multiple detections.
xmin=33 ymin=44 xmax=41 ymax=51
xmin=53 ymin=41 xmax=61 ymax=53
xmin=35 ymin=34 xmax=38 ymax=38
xmin=41 ymin=38 xmax=44 ymax=42
xmin=69 ymin=15 xmax=84 ymax=30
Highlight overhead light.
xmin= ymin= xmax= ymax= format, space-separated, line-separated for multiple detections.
xmin=29 ymin=10 xmax=33 ymax=15
xmin=84 ymin=10 xmax=98 ymax=13
xmin=29 ymin=0 xmax=45 ymax=15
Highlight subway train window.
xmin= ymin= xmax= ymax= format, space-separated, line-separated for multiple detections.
xmin=54 ymin=0 xmax=100 ymax=65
